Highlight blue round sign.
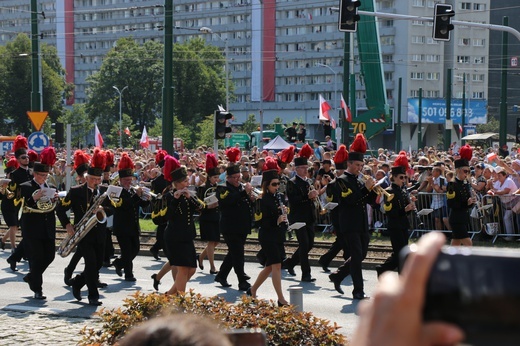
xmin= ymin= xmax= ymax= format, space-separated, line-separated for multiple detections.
xmin=28 ymin=131 xmax=50 ymax=153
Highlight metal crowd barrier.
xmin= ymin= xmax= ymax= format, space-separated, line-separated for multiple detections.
xmin=369 ymin=192 xmax=520 ymax=243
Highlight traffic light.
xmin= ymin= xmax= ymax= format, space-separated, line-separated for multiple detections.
xmin=214 ymin=110 xmax=233 ymax=139
xmin=51 ymin=122 xmax=64 ymax=143
xmin=338 ymin=0 xmax=361 ymax=33
xmin=433 ymin=3 xmax=455 ymax=41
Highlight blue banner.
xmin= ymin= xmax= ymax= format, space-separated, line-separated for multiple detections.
xmin=407 ymin=98 xmax=487 ymax=124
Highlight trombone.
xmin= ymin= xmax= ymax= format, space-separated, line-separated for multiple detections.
xmin=358 ymin=175 xmax=394 ymax=201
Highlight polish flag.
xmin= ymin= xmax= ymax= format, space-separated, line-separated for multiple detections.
xmin=319 ymin=94 xmax=336 ymax=129
xmin=340 ymin=94 xmax=352 ymax=123
xmin=140 ymin=126 xmax=149 ymax=148
xmin=124 ymin=127 xmax=131 ymax=137
xmin=94 ymin=124 xmax=104 ymax=148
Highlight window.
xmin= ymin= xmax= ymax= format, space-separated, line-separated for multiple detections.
xmin=459 ymin=38 xmax=470 ymax=46
xmin=457 ymin=56 xmax=470 ymax=64
xmin=472 ymin=74 xmax=485 ymax=82
xmin=460 ymin=2 xmax=471 ymax=10
xmin=426 ymin=37 xmax=439 ymax=45
xmin=472 ymin=91 xmax=484 ymax=99
xmin=473 ymin=3 xmax=486 ymax=11
xmin=383 ymin=55 xmax=393 ymax=63
xmin=412 ymin=54 xmax=424 ymax=62
xmin=410 ymin=90 xmax=421 ymax=97
xmin=412 ymin=36 xmax=425 ymax=44
xmin=473 ymin=38 xmax=485 ymax=46
xmin=384 ymin=72 xmax=393 ymax=81
xmin=380 ymin=36 xmax=394 ymax=45
xmin=412 ymin=20 xmax=424 ymax=26
xmin=427 ymin=72 xmax=440 ymax=80
xmin=474 ymin=57 xmax=485 ymax=64
xmin=412 ymin=0 xmax=425 ymax=7
xmin=383 ymin=20 xmax=394 ymax=27
xmin=427 ymin=0 xmax=435 ymax=8
xmin=410 ymin=72 xmax=424 ymax=80
xmin=426 ymin=55 xmax=440 ymax=62
xmin=426 ymin=90 xmax=440 ymax=97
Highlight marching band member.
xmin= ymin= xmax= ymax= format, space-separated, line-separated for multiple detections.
xmin=5 ymin=136 xmax=31 ymax=271
xmin=102 ymin=150 xmax=115 ymax=267
xmin=447 ymin=145 xmax=476 ymax=246
xmin=19 ymin=147 xmax=58 ymax=299
xmin=57 ymin=148 xmax=109 ymax=306
xmin=111 ymin=153 xmax=149 ymax=282
xmin=63 ymin=150 xmax=91 ymax=286
xmin=376 ymin=153 xmax=415 ymax=276
xmin=247 ymin=157 xmax=289 ymax=306
xmin=197 ymin=153 xmax=220 ymax=274
xmin=149 ymin=149 xmax=169 ymax=260
xmin=162 ymin=155 xmax=203 ymax=294
xmin=328 ymin=134 xmax=377 ymax=299
xmin=214 ymin=148 xmax=254 ymax=291
xmin=282 ymin=143 xmax=318 ymax=282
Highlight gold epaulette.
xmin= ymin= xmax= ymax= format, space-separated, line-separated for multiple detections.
xmin=60 ymin=197 xmax=71 ymax=207
xmin=111 ymin=198 xmax=123 ymax=208
xmin=219 ymin=190 xmax=229 ymax=199
xmin=383 ymin=202 xmax=392 ymax=212
xmin=341 ymin=188 xmax=352 ymax=198
xmin=254 ymin=212 xmax=262 ymax=221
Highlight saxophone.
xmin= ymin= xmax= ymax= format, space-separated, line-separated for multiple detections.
xmin=57 ymin=192 xmax=108 ymax=257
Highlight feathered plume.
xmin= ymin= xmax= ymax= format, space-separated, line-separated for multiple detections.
xmin=73 ymin=150 xmax=90 ymax=170
xmin=278 ymin=146 xmax=295 ymax=164
xmin=155 ymin=149 xmax=168 ymax=165
xmin=6 ymin=156 xmax=19 ymax=170
xmin=105 ymin=150 xmax=115 ymax=168
xmin=263 ymin=156 xmax=280 ymax=172
xmin=27 ymin=150 xmax=39 ymax=162
xmin=117 ymin=152 xmax=133 ymax=171
xmin=350 ymin=133 xmax=367 ymax=153
xmin=393 ymin=153 xmax=409 ymax=170
xmin=39 ymin=147 xmax=56 ymax=167
xmin=333 ymin=145 xmax=349 ymax=164
xmin=459 ymin=144 xmax=473 ymax=161
xmin=226 ymin=147 xmax=241 ymax=164
xmin=205 ymin=153 xmax=218 ymax=173
xmin=13 ymin=135 xmax=28 ymax=153
xmin=163 ymin=155 xmax=180 ymax=182
xmin=398 ymin=150 xmax=407 ymax=156
xmin=298 ymin=143 xmax=313 ymax=159
xmin=91 ymin=148 xmax=107 ymax=171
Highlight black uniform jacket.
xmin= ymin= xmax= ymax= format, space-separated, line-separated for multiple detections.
xmin=446 ymin=178 xmax=474 ymax=225
xmin=56 ymin=183 xmax=111 ymax=243
xmin=20 ymin=180 xmax=56 ymax=240
xmin=216 ymin=182 xmax=253 ymax=235
xmin=110 ymin=188 xmax=149 ymax=237
xmin=334 ymin=172 xmax=377 ymax=234
xmin=258 ymin=192 xmax=286 ymax=243
xmin=286 ymin=175 xmax=315 ymax=224
xmin=165 ymin=190 xmax=199 ymax=242
xmin=197 ymin=182 xmax=219 ymax=222
xmin=382 ymin=183 xmax=411 ymax=229
xmin=4 ymin=167 xmax=32 ymax=212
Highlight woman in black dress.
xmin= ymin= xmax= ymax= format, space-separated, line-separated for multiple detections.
xmin=163 ymin=155 xmax=204 ymax=294
xmin=248 ymin=159 xmax=289 ymax=306
xmin=197 ymin=153 xmax=220 ymax=274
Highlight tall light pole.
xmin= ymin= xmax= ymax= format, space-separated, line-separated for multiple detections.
xmin=317 ymin=63 xmax=338 ymax=112
xmin=113 ymin=85 xmax=128 ymax=148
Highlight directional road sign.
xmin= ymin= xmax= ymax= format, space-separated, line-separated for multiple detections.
xmin=28 ymin=131 xmax=50 ymax=153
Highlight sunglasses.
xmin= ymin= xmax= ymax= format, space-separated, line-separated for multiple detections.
xmin=19 ymin=155 xmax=29 ymax=159
xmin=270 ymin=182 xmax=280 ymax=187
xmin=396 ymin=175 xmax=406 ymax=179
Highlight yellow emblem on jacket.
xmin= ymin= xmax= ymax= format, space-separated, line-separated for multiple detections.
xmin=13 ymin=197 xmax=23 ymax=207
xmin=254 ymin=212 xmax=262 ymax=221
xmin=446 ymin=190 xmax=456 ymax=199
xmin=383 ymin=202 xmax=392 ymax=212
xmin=341 ymin=188 xmax=352 ymax=198
xmin=325 ymin=194 xmax=333 ymax=203
xmin=219 ymin=190 xmax=229 ymax=199
xmin=151 ymin=207 xmax=167 ymax=219
xmin=60 ymin=197 xmax=71 ymax=207
xmin=111 ymin=197 xmax=123 ymax=208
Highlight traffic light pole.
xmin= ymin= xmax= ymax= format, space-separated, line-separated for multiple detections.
xmin=162 ymin=0 xmax=174 ymax=154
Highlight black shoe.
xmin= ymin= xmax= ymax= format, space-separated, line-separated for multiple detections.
xmin=329 ymin=274 xmax=344 ymax=294
xmin=97 ymin=281 xmax=108 ymax=288
xmin=34 ymin=292 xmax=46 ymax=300
xmin=88 ymin=299 xmax=103 ymax=306
xmin=125 ymin=276 xmax=137 ymax=282
xmin=64 ymin=267 xmax=73 ymax=286
xmin=7 ymin=256 xmax=17 ymax=272
xmin=197 ymin=254 xmax=204 ymax=270
xmin=287 ymin=267 xmax=296 ymax=276
xmin=72 ymin=284 xmax=82 ymax=301
xmin=113 ymin=260 xmax=123 ymax=277
xmin=151 ymin=274 xmax=160 ymax=291
xmin=318 ymin=258 xmax=330 ymax=273
xmin=209 ymin=270 xmax=219 ymax=275
xmin=102 ymin=260 xmax=112 ymax=268
xmin=238 ymin=282 xmax=251 ymax=291
xmin=278 ymin=301 xmax=289 ymax=307
xmin=214 ymin=276 xmax=232 ymax=288
xmin=23 ymin=274 xmax=34 ymax=291
xmin=0 ymin=240 xmax=5 ymax=250
xmin=150 ymin=248 xmax=161 ymax=260
xmin=301 ymin=276 xmax=316 ymax=283
xmin=246 ymin=287 xmax=252 ymax=296
xmin=242 ymin=274 xmax=251 ymax=281
xmin=353 ymin=292 xmax=370 ymax=300
xmin=375 ymin=266 xmax=384 ymax=278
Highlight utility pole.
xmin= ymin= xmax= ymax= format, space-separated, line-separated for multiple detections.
xmin=162 ymin=0 xmax=174 ymax=153
xmin=30 ymin=0 xmax=42 ymax=112
xmin=499 ymin=16 xmax=509 ymax=147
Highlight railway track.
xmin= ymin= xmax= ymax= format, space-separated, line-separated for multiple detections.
xmin=0 ymin=226 xmax=393 ymax=265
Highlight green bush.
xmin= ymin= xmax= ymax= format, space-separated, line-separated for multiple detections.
xmin=79 ymin=290 xmax=347 ymax=345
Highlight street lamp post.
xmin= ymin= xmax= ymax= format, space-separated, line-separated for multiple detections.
xmin=317 ymin=63 xmax=338 ymax=117
xmin=113 ymin=85 xmax=128 ymax=148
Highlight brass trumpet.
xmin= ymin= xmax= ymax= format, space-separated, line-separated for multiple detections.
xmin=131 ymin=185 xmax=158 ymax=200
xmin=0 ymin=184 xmax=14 ymax=199
xmin=358 ymin=174 xmax=394 ymax=201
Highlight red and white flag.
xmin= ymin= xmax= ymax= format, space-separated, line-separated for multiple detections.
xmin=340 ymin=94 xmax=352 ymax=123
xmin=95 ymin=124 xmax=104 ymax=148
xmin=319 ymin=94 xmax=337 ymax=129
xmin=140 ymin=126 xmax=149 ymax=148
xmin=124 ymin=127 xmax=131 ymax=137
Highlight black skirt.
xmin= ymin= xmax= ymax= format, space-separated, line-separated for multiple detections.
xmin=1 ymin=203 xmax=18 ymax=227
xmin=164 ymin=236 xmax=197 ymax=268
xmin=259 ymin=240 xmax=284 ymax=266
xmin=199 ymin=219 xmax=220 ymax=242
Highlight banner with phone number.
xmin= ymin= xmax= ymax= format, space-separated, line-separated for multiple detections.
xmin=407 ymin=98 xmax=487 ymax=124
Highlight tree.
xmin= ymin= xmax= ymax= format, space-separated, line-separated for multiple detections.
xmin=242 ymin=114 xmax=259 ymax=134
xmin=0 ymin=34 xmax=67 ymax=135
xmin=476 ymin=116 xmax=500 ymax=134
xmin=58 ymin=104 xmax=93 ymax=148
xmin=196 ymin=114 xmax=218 ymax=148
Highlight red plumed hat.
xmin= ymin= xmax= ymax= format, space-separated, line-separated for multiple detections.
xmin=349 ymin=133 xmax=367 ymax=161
xmin=333 ymin=145 xmax=349 ymax=169
xmin=89 ymin=148 xmax=106 ymax=177
xmin=205 ymin=153 xmax=219 ymax=176
xmin=294 ymin=143 xmax=312 ymax=166
xmin=104 ymin=150 xmax=115 ymax=172
xmin=13 ymin=135 xmax=28 ymax=158
xmin=155 ymin=149 xmax=168 ymax=167
xmin=163 ymin=155 xmax=186 ymax=182
xmin=226 ymin=147 xmax=241 ymax=164
xmin=27 ymin=150 xmax=39 ymax=163
xmin=455 ymin=144 xmax=473 ymax=168
xmin=34 ymin=147 xmax=56 ymax=173
xmin=278 ymin=146 xmax=295 ymax=164
xmin=117 ymin=152 xmax=134 ymax=178
xmin=391 ymin=153 xmax=409 ymax=175
xmin=5 ymin=156 xmax=19 ymax=175
xmin=73 ymin=150 xmax=90 ymax=176
xmin=263 ymin=156 xmax=280 ymax=173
